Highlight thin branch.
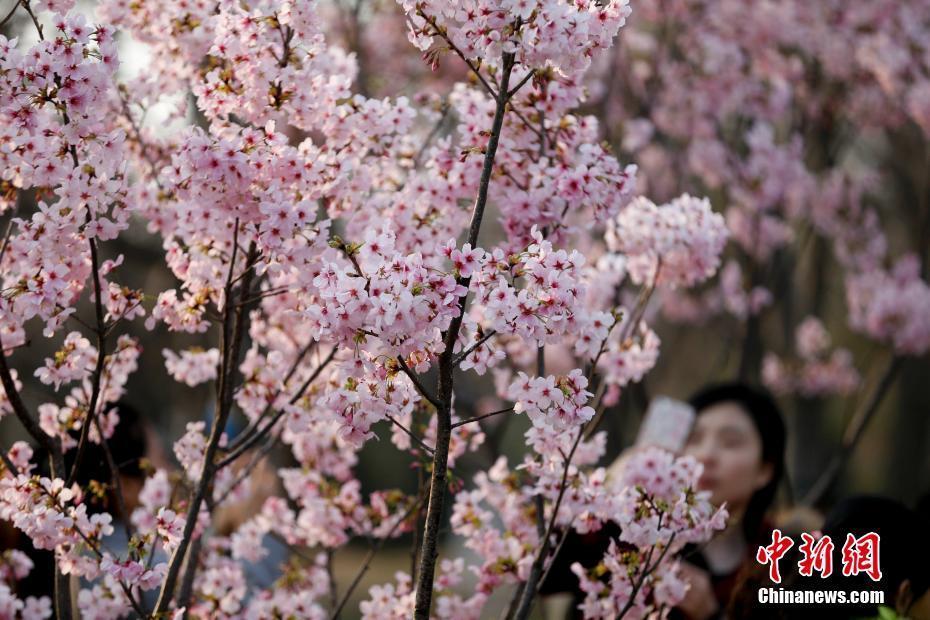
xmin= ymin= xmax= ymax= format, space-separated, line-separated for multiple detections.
xmin=0 ymin=216 xmax=15 ymax=264
xmin=413 ymin=51 xmax=518 ymax=620
xmin=66 ymin=232 xmax=109 ymax=487
xmin=509 ymin=425 xmax=584 ymax=620
xmin=117 ymin=87 xmax=164 ymax=189
xmin=92 ymin=413 xmax=134 ymax=540
xmin=216 ymin=347 xmax=337 ymax=469
xmin=451 ymin=329 xmax=498 ymax=366
xmin=223 ymin=339 xmax=318 ymax=454
xmin=802 ymin=354 xmax=901 ymax=506
xmin=396 ymin=356 xmax=441 ymax=409
xmin=508 ymin=105 xmax=545 ymax=143
xmin=0 ymin=331 xmax=54 ymax=452
xmin=451 ymin=407 xmax=513 ymax=429
xmin=385 ymin=413 xmax=434 ymax=454
xmin=417 ymin=11 xmax=498 ymax=99
xmin=617 ymin=530 xmax=677 ymax=619
xmin=506 ymin=69 xmax=535 ymax=99
xmin=37 ymin=481 xmax=147 ymax=618
xmin=153 ymin=243 xmax=258 ymax=615
xmin=213 ymin=431 xmax=278 ymax=508
xmin=329 ymin=498 xmax=422 ymax=620
xmin=236 ymin=286 xmax=290 ymax=306
xmin=0 ymin=1 xmax=21 ymax=29
xmin=0 ymin=445 xmax=17 ymax=475
xmin=413 ymin=103 xmax=450 ymax=168
xmin=21 ymin=0 xmax=42 ymax=40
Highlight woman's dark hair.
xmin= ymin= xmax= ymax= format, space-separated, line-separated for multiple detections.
xmin=687 ymin=382 xmax=786 ymax=544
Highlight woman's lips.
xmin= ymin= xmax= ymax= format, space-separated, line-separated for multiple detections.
xmin=697 ymin=474 xmax=716 ymax=490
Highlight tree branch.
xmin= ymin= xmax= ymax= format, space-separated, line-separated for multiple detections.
xmin=451 ymin=406 xmax=513 ymax=429
xmin=153 ymin=243 xmax=258 ymax=615
xmin=802 ymin=354 xmax=901 ymax=506
xmin=329 ymin=498 xmax=422 ymax=620
xmin=216 ymin=346 xmax=336 ymax=469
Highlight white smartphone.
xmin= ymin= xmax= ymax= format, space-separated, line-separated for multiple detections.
xmin=635 ymin=396 xmax=695 ymax=453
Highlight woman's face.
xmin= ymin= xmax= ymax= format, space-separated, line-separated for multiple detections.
xmin=683 ymin=401 xmax=773 ymax=513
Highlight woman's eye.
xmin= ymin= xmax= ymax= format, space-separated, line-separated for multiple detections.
xmin=720 ymin=436 xmax=745 ymax=449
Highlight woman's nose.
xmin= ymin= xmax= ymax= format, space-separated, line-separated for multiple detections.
xmin=691 ymin=441 xmax=717 ymax=467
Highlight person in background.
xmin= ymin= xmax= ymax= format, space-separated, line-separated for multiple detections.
xmin=541 ymin=383 xmax=787 ymax=620
xmin=675 ymin=382 xmax=787 ymax=620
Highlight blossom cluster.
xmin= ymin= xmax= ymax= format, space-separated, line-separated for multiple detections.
xmin=0 ymin=0 xmax=787 ymax=617
xmin=845 ymin=255 xmax=930 ymax=357
xmin=571 ymin=448 xmax=727 ymax=618
xmin=762 ymin=317 xmax=860 ymax=398
xmin=399 ymin=0 xmax=632 ymax=75
xmin=607 ymin=194 xmax=729 ymax=289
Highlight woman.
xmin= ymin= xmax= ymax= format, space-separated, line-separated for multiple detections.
xmin=675 ymin=382 xmax=786 ymax=620
xmin=540 ymin=382 xmax=786 ymax=619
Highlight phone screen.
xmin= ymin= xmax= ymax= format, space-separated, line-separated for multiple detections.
xmin=635 ymin=396 xmax=695 ymax=453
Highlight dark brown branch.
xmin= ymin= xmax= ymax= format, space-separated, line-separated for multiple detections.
xmin=216 ymin=347 xmax=336 ymax=469
xmin=153 ymin=243 xmax=257 ymax=615
xmin=418 ymin=11 xmax=498 ymax=99
xmin=0 ymin=445 xmax=17 ymax=477
xmin=67 ymin=233 xmax=108 ymax=487
xmin=0 ymin=1 xmax=21 ymax=29
xmin=506 ymin=69 xmax=535 ymax=99
xmin=329 ymin=498 xmax=422 ymax=620
xmin=0 ymin=331 xmax=54 ymax=452
xmin=385 ymin=413 xmax=435 ymax=454
xmin=451 ymin=329 xmax=498 ymax=366
xmin=509 ymin=426 xmax=584 ymax=620
xmin=223 ymin=339 xmax=317 ymax=454
xmin=802 ymin=355 xmax=901 ymax=506
xmin=413 ymin=53 xmax=517 ymax=620
xmin=451 ymin=407 xmax=513 ymax=429
xmin=396 ymin=356 xmax=441 ymax=410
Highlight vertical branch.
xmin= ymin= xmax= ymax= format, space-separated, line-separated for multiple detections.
xmin=329 ymin=498 xmax=422 ymax=620
xmin=802 ymin=354 xmax=901 ymax=506
xmin=412 ymin=52 xmax=517 ymax=620
xmin=509 ymin=428 xmax=583 ymax=620
xmin=153 ymin=242 xmax=258 ymax=615
xmin=48 ymin=449 xmax=74 ymax=620
xmin=67 ymin=234 xmax=108 ymax=487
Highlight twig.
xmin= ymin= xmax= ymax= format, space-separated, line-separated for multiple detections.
xmin=617 ymin=529 xmax=677 ymax=619
xmin=0 ymin=1 xmax=21 ymax=29
xmin=385 ymin=413 xmax=435 ymax=454
xmin=224 ymin=339 xmax=318 ymax=454
xmin=396 ymin=356 xmax=441 ymax=410
xmin=509 ymin=426 xmax=584 ymax=620
xmin=802 ymin=355 xmax=901 ymax=506
xmin=418 ymin=11 xmax=498 ymax=99
xmin=412 ymin=51 xmax=517 ymax=620
xmin=506 ymin=70 xmax=535 ymax=99
xmin=92 ymin=413 xmax=134 ymax=541
xmin=66 ymin=232 xmax=109 ymax=487
xmin=153 ymin=244 xmax=258 ymax=615
xmin=0 ymin=332 xmax=54 ymax=453
xmin=0 ymin=445 xmax=17 ymax=475
xmin=451 ymin=329 xmax=498 ymax=366
xmin=451 ymin=407 xmax=513 ymax=429
xmin=413 ymin=103 xmax=450 ymax=168
xmin=217 ymin=347 xmax=336 ymax=469
xmin=329 ymin=498 xmax=421 ymax=620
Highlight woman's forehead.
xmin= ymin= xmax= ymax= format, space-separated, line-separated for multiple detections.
xmin=694 ymin=401 xmax=756 ymax=431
